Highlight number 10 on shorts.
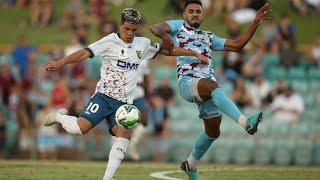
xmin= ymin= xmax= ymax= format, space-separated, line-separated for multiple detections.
xmin=86 ymin=102 xmax=100 ymax=113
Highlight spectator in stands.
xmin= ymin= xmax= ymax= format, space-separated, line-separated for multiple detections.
xmin=290 ymin=0 xmax=310 ymax=15
xmin=277 ymin=14 xmax=296 ymax=48
xmin=262 ymin=19 xmax=279 ymax=51
xmin=0 ymin=61 xmax=16 ymax=107
xmin=148 ymin=77 xmax=174 ymax=161
xmin=280 ymin=41 xmax=301 ymax=68
xmin=51 ymin=75 xmax=70 ymax=109
xmin=98 ymin=16 xmax=118 ymax=38
xmin=249 ymin=75 xmax=271 ymax=108
xmin=0 ymin=109 xmax=6 ymax=158
xmin=71 ymin=13 xmax=90 ymax=45
xmin=311 ymin=33 xmax=320 ymax=66
xmin=35 ymin=104 xmax=58 ymax=159
xmin=30 ymin=0 xmax=54 ymax=27
xmin=243 ymin=41 xmax=265 ymax=79
xmin=263 ymin=78 xmax=288 ymax=107
xmin=222 ymin=51 xmax=245 ymax=82
xmin=12 ymin=35 xmax=36 ymax=77
xmin=64 ymin=34 xmax=84 ymax=56
xmin=88 ymin=0 xmax=107 ymax=23
xmin=230 ymin=76 xmax=252 ymax=108
xmin=164 ymin=0 xmax=184 ymax=14
xmin=62 ymin=0 xmax=84 ymax=27
xmin=271 ymin=86 xmax=304 ymax=125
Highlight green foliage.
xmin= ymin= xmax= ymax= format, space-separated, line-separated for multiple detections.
xmin=0 ymin=0 xmax=318 ymax=45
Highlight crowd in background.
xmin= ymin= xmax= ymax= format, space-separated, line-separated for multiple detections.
xmin=0 ymin=0 xmax=319 ymax=162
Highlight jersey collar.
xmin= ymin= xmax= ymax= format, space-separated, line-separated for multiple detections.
xmin=115 ymin=33 xmax=134 ymax=48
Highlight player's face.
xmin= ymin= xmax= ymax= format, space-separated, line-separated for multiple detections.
xmin=183 ymin=3 xmax=203 ymax=28
xmin=119 ymin=22 xmax=139 ymax=43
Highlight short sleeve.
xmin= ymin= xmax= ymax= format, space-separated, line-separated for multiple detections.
xmin=88 ymin=36 xmax=111 ymax=56
xmin=142 ymin=38 xmax=161 ymax=60
xmin=211 ymin=34 xmax=226 ymax=51
xmin=166 ymin=20 xmax=184 ymax=34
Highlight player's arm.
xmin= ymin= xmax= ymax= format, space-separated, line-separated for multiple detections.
xmin=46 ymin=49 xmax=91 ymax=71
xmin=224 ymin=3 xmax=271 ymax=52
xmin=159 ymin=46 xmax=209 ymax=65
xmin=150 ymin=23 xmax=174 ymax=50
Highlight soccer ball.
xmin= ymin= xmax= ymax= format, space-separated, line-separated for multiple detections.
xmin=115 ymin=104 xmax=140 ymax=129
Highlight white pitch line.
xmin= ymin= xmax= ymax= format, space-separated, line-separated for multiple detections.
xmin=149 ymin=170 xmax=184 ymax=180
xmin=149 ymin=168 xmax=250 ymax=179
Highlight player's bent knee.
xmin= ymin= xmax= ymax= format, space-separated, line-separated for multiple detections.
xmin=114 ymin=125 xmax=132 ymax=139
xmin=77 ymin=117 xmax=93 ymax=134
xmin=205 ymin=128 xmax=220 ymax=138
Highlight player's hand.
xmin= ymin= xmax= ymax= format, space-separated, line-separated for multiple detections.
xmin=254 ymin=3 xmax=272 ymax=24
xmin=195 ymin=52 xmax=209 ymax=65
xmin=161 ymin=34 xmax=174 ymax=51
xmin=46 ymin=60 xmax=65 ymax=71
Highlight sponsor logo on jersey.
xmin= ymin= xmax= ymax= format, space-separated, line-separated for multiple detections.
xmin=136 ymin=50 xmax=142 ymax=59
xmin=117 ymin=60 xmax=139 ymax=70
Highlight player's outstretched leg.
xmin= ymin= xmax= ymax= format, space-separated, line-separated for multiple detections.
xmin=211 ymin=88 xmax=263 ymax=134
xmin=103 ymin=126 xmax=131 ymax=180
xmin=181 ymin=116 xmax=221 ymax=180
xmin=197 ymin=78 xmax=263 ymax=135
xmin=44 ymin=108 xmax=84 ymax=135
xmin=246 ymin=111 xmax=263 ymax=135
xmin=181 ymin=160 xmax=199 ymax=180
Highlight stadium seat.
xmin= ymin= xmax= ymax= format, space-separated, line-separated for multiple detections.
xmin=210 ymin=52 xmax=223 ymax=69
xmin=264 ymin=53 xmax=280 ymax=71
xmin=0 ymin=54 xmax=14 ymax=65
xmin=253 ymin=138 xmax=275 ymax=165
xmin=273 ymin=140 xmax=295 ymax=165
xmin=168 ymin=139 xmax=193 ymax=162
xmin=293 ymin=139 xmax=313 ymax=165
xmin=289 ymin=123 xmax=308 ymax=139
xmin=37 ymin=53 xmax=49 ymax=64
xmin=308 ymin=68 xmax=320 ymax=80
xmin=232 ymin=139 xmax=254 ymax=164
xmin=288 ymin=80 xmax=308 ymax=94
xmin=314 ymin=140 xmax=320 ymax=165
xmin=269 ymin=124 xmax=289 ymax=138
xmin=211 ymin=138 xmax=233 ymax=164
xmin=87 ymin=56 xmax=102 ymax=79
xmin=287 ymin=67 xmax=306 ymax=81
xmin=266 ymin=67 xmax=287 ymax=81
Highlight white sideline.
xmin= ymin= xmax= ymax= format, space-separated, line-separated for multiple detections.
xmin=149 ymin=168 xmax=248 ymax=179
xmin=149 ymin=170 xmax=184 ymax=180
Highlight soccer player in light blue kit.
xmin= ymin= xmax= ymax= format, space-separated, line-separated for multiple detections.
xmin=150 ymin=0 xmax=271 ymax=179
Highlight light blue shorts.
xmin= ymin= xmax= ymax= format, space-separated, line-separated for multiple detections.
xmin=178 ymin=76 xmax=222 ymax=119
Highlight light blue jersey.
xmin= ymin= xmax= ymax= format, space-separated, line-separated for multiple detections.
xmin=166 ymin=20 xmax=226 ymax=80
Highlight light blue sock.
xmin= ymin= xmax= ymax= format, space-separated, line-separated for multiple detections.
xmin=211 ymin=88 xmax=241 ymax=122
xmin=191 ymin=131 xmax=217 ymax=160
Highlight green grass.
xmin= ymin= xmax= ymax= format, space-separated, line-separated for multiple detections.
xmin=0 ymin=0 xmax=319 ymax=45
xmin=0 ymin=160 xmax=319 ymax=180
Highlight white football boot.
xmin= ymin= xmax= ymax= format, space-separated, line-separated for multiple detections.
xmin=44 ymin=108 xmax=68 ymax=126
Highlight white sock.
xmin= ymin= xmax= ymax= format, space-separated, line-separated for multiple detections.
xmin=56 ymin=114 xmax=82 ymax=135
xmin=130 ymin=124 xmax=146 ymax=146
xmin=187 ymin=155 xmax=197 ymax=170
xmin=237 ymin=115 xmax=248 ymax=129
xmin=103 ymin=137 xmax=129 ymax=180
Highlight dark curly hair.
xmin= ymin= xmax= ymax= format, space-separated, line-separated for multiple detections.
xmin=121 ymin=8 xmax=142 ymax=24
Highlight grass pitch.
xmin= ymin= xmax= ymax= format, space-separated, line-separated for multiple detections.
xmin=0 ymin=160 xmax=319 ymax=180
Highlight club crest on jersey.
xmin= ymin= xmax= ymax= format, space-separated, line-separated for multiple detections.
xmin=117 ymin=60 xmax=139 ymax=70
xmin=136 ymin=50 xmax=142 ymax=59
xmin=119 ymin=48 xmax=128 ymax=58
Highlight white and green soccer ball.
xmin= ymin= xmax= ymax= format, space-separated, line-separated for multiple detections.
xmin=115 ymin=104 xmax=140 ymax=129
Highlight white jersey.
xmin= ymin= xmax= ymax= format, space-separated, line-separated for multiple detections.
xmin=133 ymin=59 xmax=150 ymax=100
xmin=88 ymin=33 xmax=160 ymax=103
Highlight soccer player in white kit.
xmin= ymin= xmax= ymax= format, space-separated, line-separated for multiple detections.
xmin=44 ymin=8 xmax=208 ymax=180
